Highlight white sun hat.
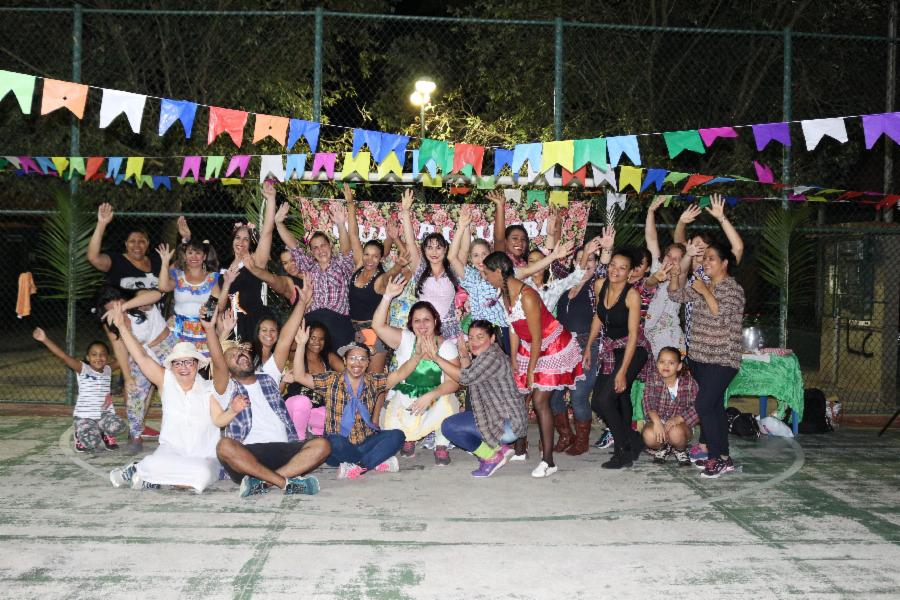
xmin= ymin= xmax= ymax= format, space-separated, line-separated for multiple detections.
xmin=163 ymin=342 xmax=210 ymax=370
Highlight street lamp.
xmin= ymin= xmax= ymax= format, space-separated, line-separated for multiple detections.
xmin=409 ymin=78 xmax=436 ymax=137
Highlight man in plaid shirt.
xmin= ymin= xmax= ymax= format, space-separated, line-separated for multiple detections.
xmin=640 ymin=347 xmax=699 ymax=466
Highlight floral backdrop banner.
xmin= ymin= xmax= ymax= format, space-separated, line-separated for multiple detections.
xmin=297 ymin=199 xmax=589 ymax=248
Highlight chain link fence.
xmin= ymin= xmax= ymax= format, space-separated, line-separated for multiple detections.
xmin=0 ymin=6 xmax=897 ymax=415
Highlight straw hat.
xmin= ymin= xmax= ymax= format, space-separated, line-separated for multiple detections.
xmin=163 ymin=342 xmax=210 ymax=369
xmin=337 ymin=342 xmax=372 ymax=358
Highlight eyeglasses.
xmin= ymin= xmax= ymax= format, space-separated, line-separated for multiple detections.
xmin=346 ymin=355 xmax=370 ymax=363
xmin=171 ymin=359 xmax=197 ymax=368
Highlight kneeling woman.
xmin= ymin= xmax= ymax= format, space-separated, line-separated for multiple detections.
xmin=107 ymin=304 xmax=244 ymax=493
xmin=641 ymin=347 xmax=698 ymax=466
xmin=373 ymin=275 xmax=461 ymax=465
xmin=429 ymin=320 xmax=528 ymax=477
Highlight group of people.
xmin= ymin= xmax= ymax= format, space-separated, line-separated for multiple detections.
xmin=33 ymin=182 xmax=747 ymax=498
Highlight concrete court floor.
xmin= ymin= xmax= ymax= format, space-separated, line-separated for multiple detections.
xmin=0 ymin=417 xmax=898 ymax=600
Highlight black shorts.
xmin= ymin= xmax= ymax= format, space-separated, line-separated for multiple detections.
xmin=223 ymin=441 xmax=306 ymax=484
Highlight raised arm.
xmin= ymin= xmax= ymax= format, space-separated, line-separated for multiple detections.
xmin=252 ymin=180 xmax=278 ymax=266
xmin=155 ymin=243 xmax=176 ymax=293
xmin=291 ymin=324 xmax=315 ymax=389
xmin=109 ymin=304 xmax=164 ymax=388
xmin=201 ymin=308 xmax=230 ymax=395
xmin=87 ymin=203 xmax=114 ymax=272
xmin=399 ymin=189 xmax=421 ymax=274
xmin=706 ymin=193 xmax=744 ymax=264
xmin=674 ymin=204 xmax=700 ymax=245
xmin=343 ymin=183 xmax=365 ymax=268
xmin=242 ymin=256 xmax=294 ymax=301
xmin=274 ymin=200 xmax=298 ymax=250
xmin=488 ymin=190 xmax=507 ymax=253
xmin=447 ymin=205 xmax=472 ymax=279
xmin=372 ymin=274 xmax=407 ymax=350
xmin=516 ymin=240 xmax=574 ymax=279
xmin=272 ymin=292 xmax=308 ymax=371
xmin=32 ymin=328 xmax=82 ymax=373
xmin=330 ymin=201 xmax=352 ymax=257
xmin=645 ymin=196 xmax=665 ymax=265
xmin=544 ymin=206 xmax=560 ymax=251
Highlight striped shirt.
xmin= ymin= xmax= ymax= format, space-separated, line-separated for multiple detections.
xmin=74 ymin=363 xmax=111 ymax=420
xmin=668 ymin=276 xmax=745 ymax=370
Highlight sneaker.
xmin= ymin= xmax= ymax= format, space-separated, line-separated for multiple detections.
xmin=374 ymin=456 xmax=399 ymax=473
xmin=701 ymin=457 xmax=735 ymax=479
xmin=419 ymin=432 xmax=436 ymax=450
xmin=337 ymin=462 xmax=367 ymax=480
xmin=688 ymin=444 xmax=708 ymax=461
xmin=109 ymin=461 xmax=138 ymax=488
xmin=601 ymin=450 xmax=633 ymax=469
xmin=141 ymin=425 xmax=160 ymax=439
xmin=284 ymin=475 xmax=320 ymax=495
xmin=531 ymin=460 xmax=558 ymax=478
xmin=239 ymin=475 xmax=269 ymax=498
xmin=400 ymin=441 xmax=416 ymax=458
xmin=130 ymin=472 xmax=160 ymax=491
xmin=102 ymin=433 xmax=119 ymax=451
xmin=125 ymin=437 xmax=143 ymax=455
xmin=509 ymin=452 xmax=528 ymax=462
xmin=652 ymin=445 xmax=671 ymax=464
xmin=694 ymin=458 xmax=711 ymax=469
xmin=674 ymin=449 xmax=692 ymax=466
xmin=434 ymin=446 xmax=451 ymax=466
xmin=594 ymin=429 xmax=614 ymax=449
xmin=74 ymin=440 xmax=88 ymax=453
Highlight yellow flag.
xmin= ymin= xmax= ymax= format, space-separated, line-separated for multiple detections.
xmin=340 ymin=151 xmax=370 ymax=180
xmin=421 ymin=173 xmax=442 ymax=187
xmin=618 ymin=166 xmax=643 ymax=192
xmin=549 ymin=190 xmax=569 ymax=208
xmin=377 ymin=152 xmax=404 ymax=179
xmin=541 ymin=140 xmax=574 ymax=172
xmin=50 ymin=156 xmax=69 ymax=176
xmin=221 ymin=178 xmax=243 ymax=186
xmin=125 ymin=157 xmax=144 ymax=181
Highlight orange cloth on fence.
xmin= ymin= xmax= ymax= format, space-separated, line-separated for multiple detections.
xmin=16 ymin=272 xmax=37 ymax=318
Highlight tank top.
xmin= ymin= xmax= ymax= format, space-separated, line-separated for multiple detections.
xmin=348 ymin=266 xmax=383 ymax=321
xmin=597 ymin=280 xmax=631 ymax=340
xmin=557 ymin=280 xmax=594 ymax=335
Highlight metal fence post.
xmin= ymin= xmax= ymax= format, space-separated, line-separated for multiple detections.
xmin=312 ymin=6 xmax=323 ymax=122
xmin=778 ymin=26 xmax=792 ymax=348
xmin=64 ymin=3 xmax=83 ymax=405
xmin=884 ymin=0 xmax=897 ymax=223
xmin=554 ymin=16 xmax=564 ymax=140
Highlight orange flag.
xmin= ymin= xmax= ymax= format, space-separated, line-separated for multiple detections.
xmin=207 ymin=106 xmax=248 ymax=147
xmin=252 ymin=114 xmax=289 ymax=146
xmin=40 ymin=79 xmax=89 ymax=119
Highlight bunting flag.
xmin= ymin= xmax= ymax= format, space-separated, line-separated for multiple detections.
xmin=352 ymin=129 xmax=382 ymax=158
xmin=259 ymin=155 xmax=286 ymax=182
xmin=40 ymin=78 xmax=89 ymax=119
xmin=151 ymin=176 xmax=172 ymax=191
xmin=511 ymin=143 xmax=542 ymax=181
xmin=561 ymin=166 xmax=588 ymax=186
xmin=800 ymin=117 xmax=848 ymax=151
xmin=606 ymin=191 xmax=626 ymax=212
xmin=285 ymin=154 xmax=307 ymax=180
xmin=158 ymin=99 xmax=198 ymax=138
xmin=310 ymin=152 xmax=337 ymax=178
xmin=418 ymin=139 xmax=452 ymax=177
xmin=493 ymin=148 xmax=514 ymax=177
xmin=376 ymin=152 xmax=404 ymax=179
xmin=50 ymin=156 xmax=69 ymax=175
xmin=181 ymin=156 xmax=201 ymax=180
xmin=573 ymin=137 xmax=607 ymax=170
xmin=476 ymin=176 xmax=496 ymax=189
xmin=287 ymin=118 xmax=320 ymax=153
xmin=503 ymin=189 xmax=522 ymax=204
xmin=376 ymin=133 xmax=409 ymax=165
xmin=618 ymin=166 xmax=643 ymax=192
xmin=124 ymin=157 xmax=144 ymax=181
xmin=701 ymin=177 xmax=735 ymax=186
xmin=83 ymin=157 xmax=103 ymax=180
xmin=592 ymin=165 xmax=617 ymax=188
xmin=98 ymin=89 xmax=147 ymax=133
xmin=753 ymin=161 xmax=775 ymax=184
xmin=752 ymin=122 xmax=791 ymax=151
xmin=225 ymin=155 xmax=251 ymax=177
xmin=204 ymin=156 xmax=225 ymax=179
xmin=698 ymin=126 xmax=738 ymax=147
xmin=655 ymin=194 xmax=674 ymax=208
xmin=0 ymin=70 xmax=36 ymax=114
xmin=252 ymin=114 xmax=289 ymax=146
xmin=3 ymin=156 xmax=22 ymax=169
xmin=341 ymin=151 xmax=371 ymax=179
xmin=861 ymin=112 xmax=900 ymax=149
xmin=451 ymin=143 xmax=485 ymax=176
xmin=663 ymin=130 xmax=705 ymax=159
xmin=105 ymin=157 xmax=124 ymax=179
xmin=18 ymin=156 xmax=40 ymax=174
xmin=697 ymin=195 xmax=712 ymax=208
xmin=682 ymin=174 xmax=714 ymax=193
xmin=548 ymin=190 xmax=569 ymax=208
xmin=606 ymin=135 xmax=641 ymax=167
xmin=421 ymin=173 xmax=442 ymax=187
xmin=35 ymin=157 xmax=55 ymax=174
xmin=525 ymin=189 xmax=547 ymax=208
xmin=207 ymin=106 xmax=248 ymax=146
xmin=640 ymin=168 xmax=668 ymax=193
xmin=663 ymin=171 xmax=689 ymax=187
xmin=541 ymin=140 xmax=574 ymax=172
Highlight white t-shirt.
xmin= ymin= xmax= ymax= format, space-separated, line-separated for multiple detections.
xmin=74 ymin=363 xmax=111 ymax=420
xmin=241 ymin=356 xmax=287 ymax=445
xmin=667 ymin=382 xmax=678 ymax=400
xmin=130 ymin=305 xmax=168 ymax=346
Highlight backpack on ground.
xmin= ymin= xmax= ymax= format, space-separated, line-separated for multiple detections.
xmin=798 ymin=388 xmax=834 ymax=434
xmin=726 ymin=406 xmax=761 ymax=438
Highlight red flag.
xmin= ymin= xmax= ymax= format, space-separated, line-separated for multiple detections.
xmin=681 ymin=174 xmax=714 ymax=194
xmin=207 ymin=106 xmax=248 ymax=147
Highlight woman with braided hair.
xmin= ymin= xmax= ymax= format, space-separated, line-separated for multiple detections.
xmin=481 ymin=252 xmax=584 ymax=478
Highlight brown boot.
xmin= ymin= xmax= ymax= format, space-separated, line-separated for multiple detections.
xmin=553 ymin=412 xmax=575 ymax=452
xmin=565 ymin=420 xmax=592 ymax=456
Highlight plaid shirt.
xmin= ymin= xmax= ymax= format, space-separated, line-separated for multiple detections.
xmin=225 ymin=375 xmax=299 ymax=444
xmin=460 ymin=266 xmax=508 ymax=327
xmin=458 ymin=343 xmax=527 ymax=447
xmin=290 ymin=248 xmax=355 ymax=315
xmin=313 ymin=372 xmax=388 ymax=445
xmin=684 ymin=264 xmax=710 ymax=347
xmin=598 ymin=329 xmax=653 ymax=381
xmin=641 ymin=369 xmax=699 ymax=427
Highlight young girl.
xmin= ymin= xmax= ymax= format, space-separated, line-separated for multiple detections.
xmin=641 ymin=347 xmax=699 ymax=466
xmin=32 ymin=328 xmax=126 ymax=452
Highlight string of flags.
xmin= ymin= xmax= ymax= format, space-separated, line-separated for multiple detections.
xmin=0 ymin=68 xmax=898 ymax=209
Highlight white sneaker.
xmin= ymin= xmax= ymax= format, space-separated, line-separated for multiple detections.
xmin=531 ymin=460 xmax=558 ymax=478
xmin=509 ymin=453 xmax=528 ymax=463
xmin=374 ymin=456 xmax=400 ymax=473
xmin=109 ymin=461 xmax=137 ymax=488
xmin=337 ymin=462 xmax=367 ymax=480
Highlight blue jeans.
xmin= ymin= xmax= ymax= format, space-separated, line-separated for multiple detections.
xmin=325 ymin=429 xmax=405 ymax=470
xmin=550 ymin=340 xmax=598 ymax=422
xmin=440 ymin=411 xmax=517 ymax=452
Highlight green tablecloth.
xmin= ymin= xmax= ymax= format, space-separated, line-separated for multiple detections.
xmin=630 ymin=353 xmax=804 ymax=422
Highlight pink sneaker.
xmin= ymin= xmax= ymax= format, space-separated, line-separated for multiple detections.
xmin=434 ymin=445 xmax=451 ymax=466
xmin=374 ymin=456 xmax=399 ymax=473
xmin=337 ymin=463 xmax=367 ymax=479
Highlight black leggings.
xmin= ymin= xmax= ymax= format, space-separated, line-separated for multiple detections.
xmin=690 ymin=361 xmax=738 ymax=459
xmin=591 ymin=347 xmax=648 ymax=451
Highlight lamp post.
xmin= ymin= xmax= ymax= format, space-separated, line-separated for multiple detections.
xmin=409 ymin=78 xmax=436 ymax=138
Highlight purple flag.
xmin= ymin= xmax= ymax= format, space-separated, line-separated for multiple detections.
xmin=225 ymin=155 xmax=251 ymax=178
xmin=753 ymin=161 xmax=774 ymax=184
xmin=861 ymin=112 xmax=900 ymax=149
xmin=698 ymin=127 xmax=738 ymax=147
xmin=751 ymin=122 xmax=791 ymax=151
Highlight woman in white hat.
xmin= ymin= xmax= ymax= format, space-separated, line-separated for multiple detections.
xmin=108 ymin=304 xmax=244 ymax=493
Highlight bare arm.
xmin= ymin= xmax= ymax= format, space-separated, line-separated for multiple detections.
xmin=488 ymin=190 xmax=507 ymax=253
xmin=110 ymin=306 xmax=164 ymax=388
xmin=515 ymin=240 xmax=574 ymax=279
xmin=120 ymin=289 xmax=164 ymax=312
xmin=372 ymin=280 xmax=405 ymax=351
xmin=520 ymin=288 xmax=542 ymax=382
xmin=201 ymin=315 xmax=230 ymax=395
xmin=155 ymin=243 xmax=176 ymax=293
xmin=330 ymin=202 xmax=352 ymax=257
xmin=674 ymin=204 xmax=700 ymax=245
xmin=399 ymin=189 xmax=421 ymax=274
xmin=706 ymin=194 xmax=744 ymax=264
xmin=275 ymin=200 xmax=299 ymax=250
xmin=32 ymin=328 xmax=82 ymax=373
xmin=385 ymin=350 xmax=423 ymax=389
xmin=209 ymin=394 xmax=248 ymax=428
xmin=343 ymin=184 xmax=364 ymax=268
xmin=272 ymin=295 xmax=307 ymax=371
xmin=87 ymin=203 xmax=114 ymax=272
xmin=291 ymin=328 xmax=315 ymax=389
xmin=645 ymin=196 xmax=664 ymax=265
xmin=252 ymin=180 xmax=278 ymax=266
xmin=243 ymin=257 xmax=294 ymax=301
xmin=447 ymin=206 xmax=472 ymax=279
